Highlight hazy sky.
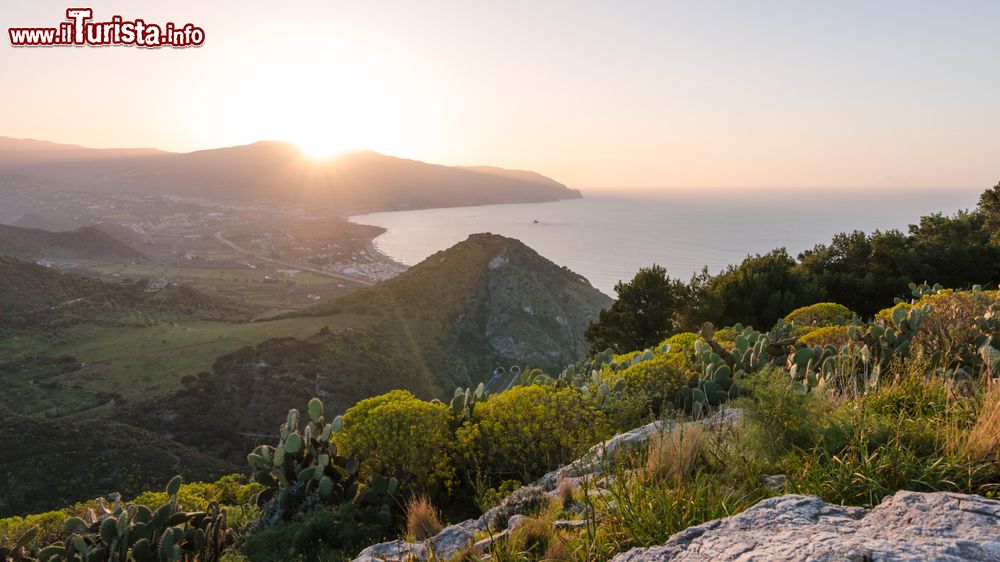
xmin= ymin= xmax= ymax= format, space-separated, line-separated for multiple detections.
xmin=2 ymin=1 xmax=998 ymax=189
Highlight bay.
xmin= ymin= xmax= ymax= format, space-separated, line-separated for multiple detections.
xmin=351 ymin=187 xmax=983 ymax=296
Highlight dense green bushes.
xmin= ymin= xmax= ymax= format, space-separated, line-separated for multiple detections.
xmin=334 ymin=390 xmax=456 ymax=492
xmin=784 ymin=302 xmax=855 ymax=331
xmin=0 ymin=476 xmax=258 ymax=560
xmin=619 ymin=353 xmax=694 ymax=414
xmin=457 ymin=385 xmax=613 ymax=484
xmin=660 ymin=332 xmax=701 ymax=353
xmin=239 ymin=502 xmax=389 ymax=562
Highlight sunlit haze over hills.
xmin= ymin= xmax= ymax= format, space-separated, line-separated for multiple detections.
xmin=5 ymin=2 xmax=1000 ymax=549
xmin=2 ymin=0 xmax=999 ymax=189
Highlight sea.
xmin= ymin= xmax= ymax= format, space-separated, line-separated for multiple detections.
xmin=351 ymin=187 xmax=984 ymax=297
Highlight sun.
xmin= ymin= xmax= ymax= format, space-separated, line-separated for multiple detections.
xmin=279 ymin=93 xmax=419 ymax=160
xmin=219 ymin=46 xmax=427 ymax=161
xmin=294 ymin=136 xmax=359 ymax=160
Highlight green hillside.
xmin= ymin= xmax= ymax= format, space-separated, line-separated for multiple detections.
xmin=0 ymin=256 xmax=278 ymax=417
xmin=0 ymin=413 xmax=236 ymax=517
xmin=0 ymin=256 xmax=257 ymax=331
xmin=117 ymin=234 xmax=611 ymax=462
xmin=0 ymin=315 xmax=361 ymax=418
xmin=303 ymin=232 xmax=612 ymax=379
xmin=0 ymin=223 xmax=143 ymax=261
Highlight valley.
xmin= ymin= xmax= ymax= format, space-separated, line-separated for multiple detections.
xmin=0 ymin=178 xmax=399 ymax=309
xmin=0 ymin=142 xmax=605 ymax=517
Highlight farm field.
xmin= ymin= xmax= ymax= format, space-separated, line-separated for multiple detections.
xmin=0 ymin=313 xmax=372 ymax=417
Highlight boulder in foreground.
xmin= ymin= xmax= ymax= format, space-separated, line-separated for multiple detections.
xmin=612 ymin=491 xmax=1000 ymax=562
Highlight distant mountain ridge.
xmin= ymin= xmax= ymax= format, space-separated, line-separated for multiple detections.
xmin=0 ymin=137 xmax=164 ymax=165
xmin=0 ymin=137 xmax=581 ymax=212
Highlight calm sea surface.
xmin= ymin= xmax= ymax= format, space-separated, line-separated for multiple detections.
xmin=351 ymin=187 xmax=983 ymax=296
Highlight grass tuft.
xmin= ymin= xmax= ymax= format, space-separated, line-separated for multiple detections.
xmin=966 ymin=382 xmax=1000 ymax=462
xmin=645 ymin=424 xmax=705 ymax=484
xmin=405 ymin=494 xmax=442 ymax=541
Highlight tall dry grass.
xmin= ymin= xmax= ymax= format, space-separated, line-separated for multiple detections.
xmin=556 ymin=477 xmax=575 ymax=508
xmin=645 ymin=424 xmax=705 ymax=483
xmin=405 ymin=494 xmax=442 ymax=541
xmin=965 ymin=382 xmax=1000 ymax=461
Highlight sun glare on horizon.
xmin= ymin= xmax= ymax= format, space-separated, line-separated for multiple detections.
xmin=223 ymin=46 xmax=433 ymax=162
xmin=294 ymin=136 xmax=361 ymax=160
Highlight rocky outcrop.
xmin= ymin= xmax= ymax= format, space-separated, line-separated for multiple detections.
xmin=537 ymin=408 xmax=742 ymax=490
xmin=351 ymin=408 xmax=999 ymax=561
xmin=353 ymin=540 xmax=428 ymax=562
xmin=611 ymin=491 xmax=1000 ymax=561
xmin=351 ymin=409 xmax=742 ymax=561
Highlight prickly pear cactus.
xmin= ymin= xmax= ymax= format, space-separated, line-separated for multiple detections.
xmin=248 ymin=398 xmax=364 ymax=524
xmin=17 ymin=476 xmax=233 ymax=562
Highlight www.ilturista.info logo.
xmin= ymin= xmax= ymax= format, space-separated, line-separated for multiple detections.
xmin=8 ymin=8 xmax=205 ymax=48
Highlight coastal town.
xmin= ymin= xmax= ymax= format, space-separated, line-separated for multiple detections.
xmin=0 ymin=180 xmax=408 ymax=310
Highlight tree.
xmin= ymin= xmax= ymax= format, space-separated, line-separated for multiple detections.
xmin=797 ymin=229 xmax=916 ymax=316
xmin=585 ymin=265 xmax=687 ymax=353
xmin=977 ymin=181 xmax=1000 ymax=243
xmin=703 ymin=249 xmax=821 ymax=329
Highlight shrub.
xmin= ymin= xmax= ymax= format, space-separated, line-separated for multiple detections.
xmin=739 ymin=367 xmax=834 ymax=457
xmin=784 ymin=302 xmax=855 ymax=335
xmin=711 ymin=327 xmax=737 ymax=349
xmin=661 ymin=332 xmax=701 ymax=353
xmin=0 ymin=509 xmax=68 ymax=548
xmin=479 ymin=486 xmax=548 ymax=530
xmin=777 ymin=375 xmax=996 ymax=507
xmin=241 ymin=503 xmax=388 ymax=562
xmin=898 ymin=290 xmax=1000 ymax=376
xmin=473 ymin=479 xmax=522 ymax=512
xmin=0 ymin=475 xmax=261 ymax=547
xmin=619 ymin=353 xmax=694 ymax=414
xmin=334 ymin=391 xmax=456 ymax=492
xmin=405 ymin=495 xmax=442 ymax=541
xmin=646 ymin=424 xmax=705 ymax=484
xmin=781 ymin=408 xmax=985 ymax=508
xmin=798 ymin=325 xmax=852 ymax=348
xmin=861 ymin=375 xmax=970 ymax=423
xmin=131 ymin=474 xmax=260 ymax=513
xmin=457 ymin=385 xmax=612 ymax=484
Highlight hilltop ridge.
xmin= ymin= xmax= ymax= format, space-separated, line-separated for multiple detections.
xmin=117 ymin=234 xmax=611 ymax=462
xmin=0 ymin=138 xmax=581 ymax=212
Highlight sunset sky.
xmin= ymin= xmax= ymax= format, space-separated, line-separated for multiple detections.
xmin=2 ymin=1 xmax=998 ymax=189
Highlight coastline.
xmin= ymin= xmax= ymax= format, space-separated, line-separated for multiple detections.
xmin=348 ymin=193 xmax=586 ymax=274
xmin=364 ymin=235 xmax=409 ymax=269
xmin=344 ymin=188 xmax=984 ymax=297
